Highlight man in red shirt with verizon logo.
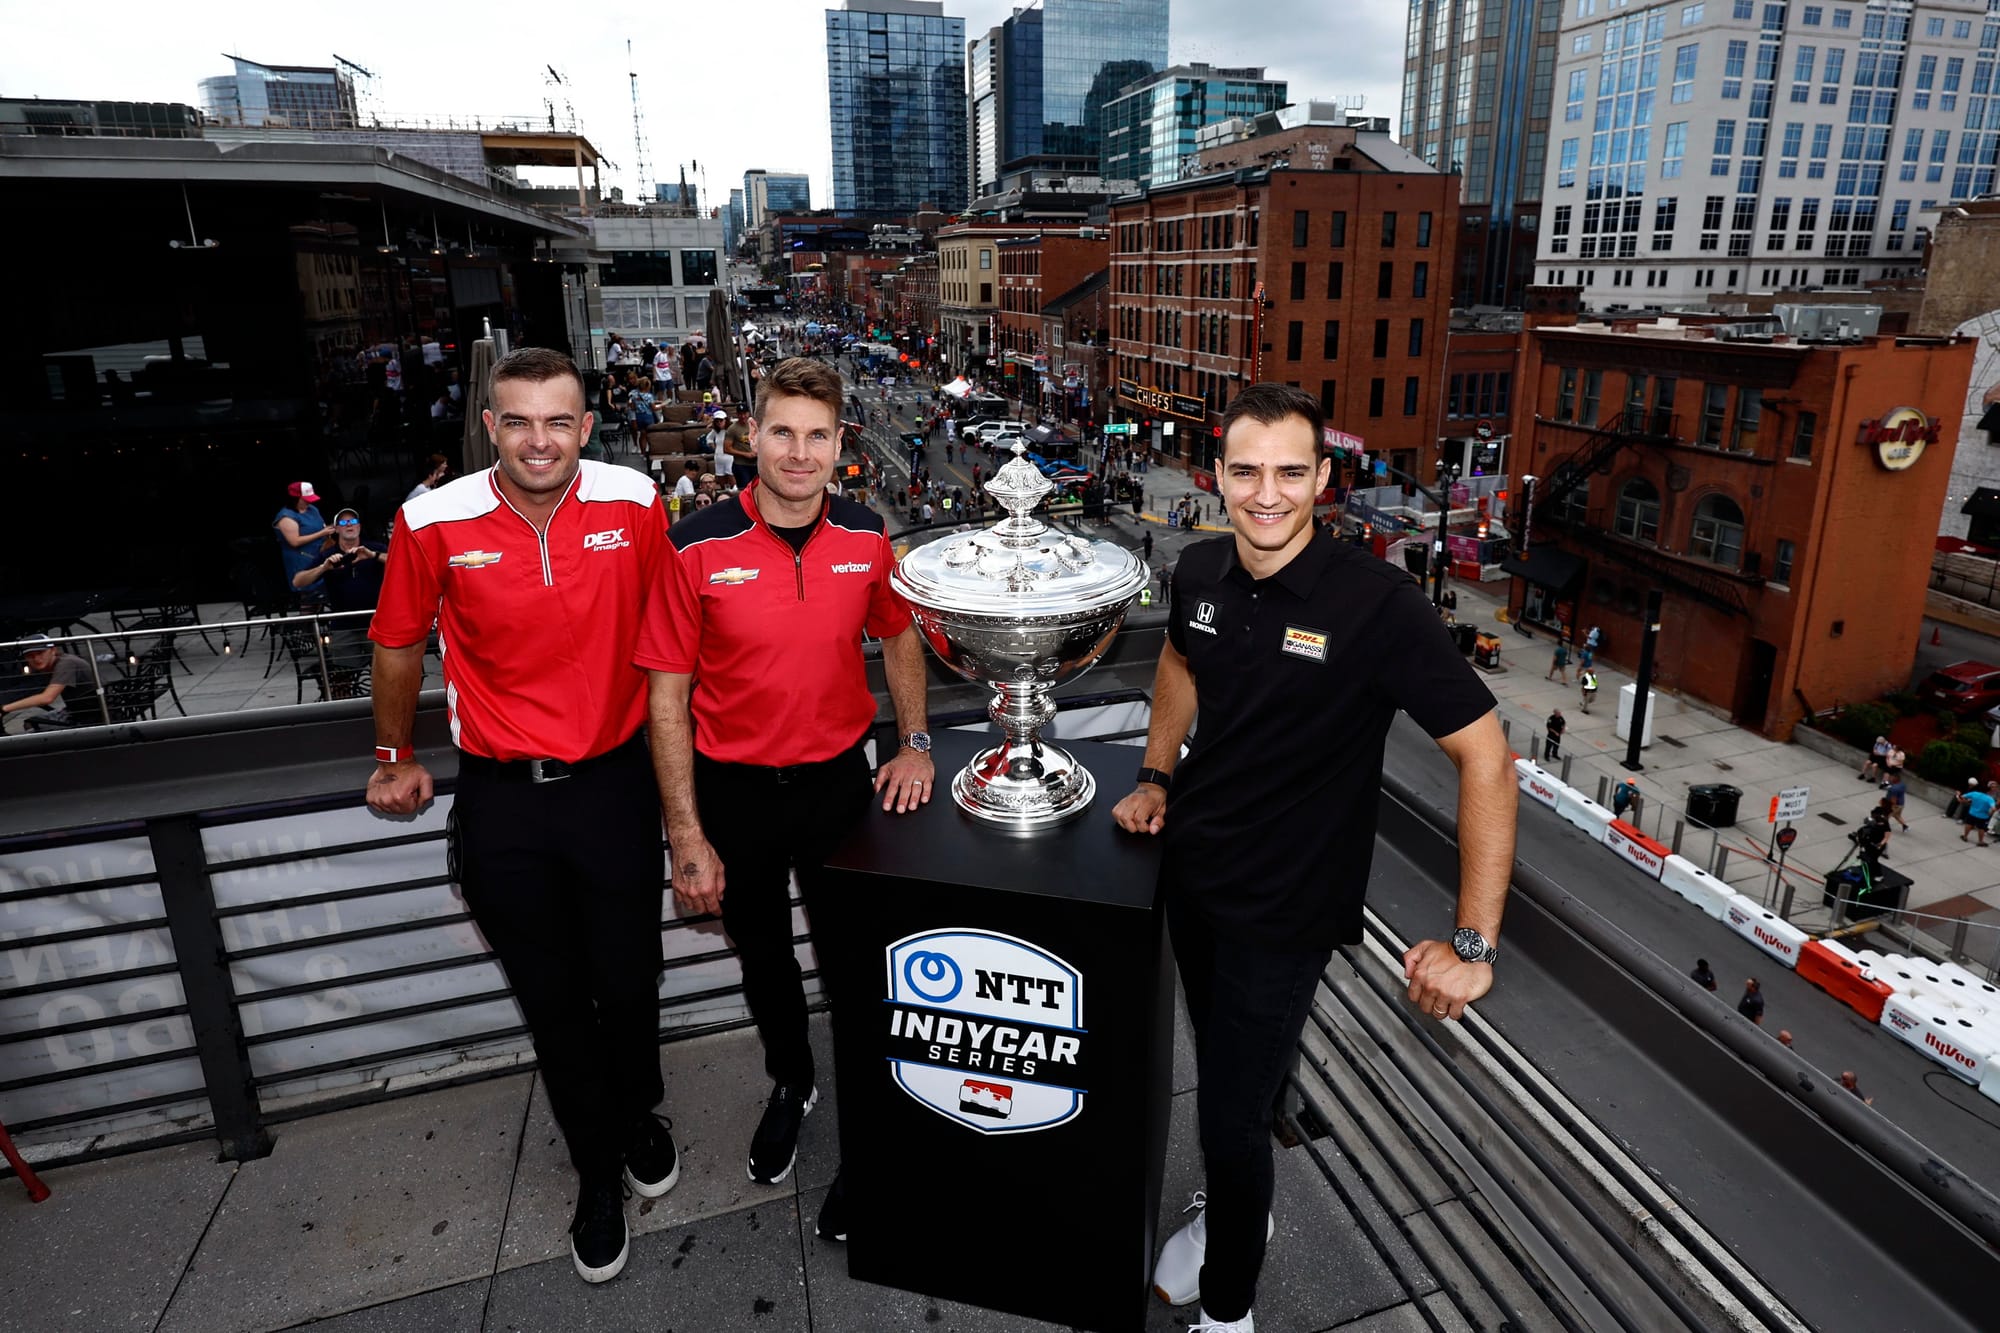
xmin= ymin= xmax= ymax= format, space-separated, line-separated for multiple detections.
xmin=639 ymin=357 xmax=934 ymax=1244
xmin=366 ymin=348 xmax=676 ymax=1285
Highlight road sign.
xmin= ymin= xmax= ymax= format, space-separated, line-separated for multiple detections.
xmin=1775 ymin=826 xmax=1798 ymax=851
xmin=1770 ymin=785 xmax=1810 ymax=823
xmin=1104 ymin=423 xmax=1135 ymax=435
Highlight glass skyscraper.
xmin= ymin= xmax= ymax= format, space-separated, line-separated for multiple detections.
xmin=967 ymin=0 xmax=1170 ymax=195
xmin=826 ymin=0 xmax=967 ymax=214
xmin=1102 ymin=64 xmax=1289 ymax=190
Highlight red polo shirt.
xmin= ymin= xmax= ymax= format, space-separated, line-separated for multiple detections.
xmin=635 ymin=484 xmax=911 ymax=766
xmin=371 ymin=462 xmax=667 ymax=762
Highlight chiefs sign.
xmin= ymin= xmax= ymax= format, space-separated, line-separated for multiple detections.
xmin=1856 ymin=407 xmax=1938 ymax=471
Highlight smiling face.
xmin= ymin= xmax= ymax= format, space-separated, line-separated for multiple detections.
xmin=750 ymin=391 xmax=841 ymax=516
xmin=1218 ymin=411 xmax=1330 ymax=577
xmin=484 ymin=374 xmax=590 ymax=507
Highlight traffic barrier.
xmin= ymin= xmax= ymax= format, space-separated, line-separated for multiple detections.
xmin=1933 ymin=961 xmax=2000 ymax=1013
xmin=1879 ymin=992 xmax=1996 ymax=1084
xmin=1795 ymin=940 xmax=1895 ymax=1023
xmin=1722 ymin=894 xmax=1807 ymax=969
xmin=1981 ymin=1055 xmax=2000 ymax=1108
xmin=1603 ymin=820 xmax=1669 ymax=881
xmin=1514 ymin=758 xmax=1563 ymax=810
xmin=1660 ymin=855 xmax=1732 ymax=919
xmin=1871 ymin=956 xmax=1983 ymax=1009
xmin=1555 ymin=787 xmax=1614 ymax=844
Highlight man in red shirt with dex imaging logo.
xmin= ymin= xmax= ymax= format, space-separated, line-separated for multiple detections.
xmin=366 ymin=347 xmax=677 ymax=1286
xmin=638 ymin=356 xmax=934 ymax=1245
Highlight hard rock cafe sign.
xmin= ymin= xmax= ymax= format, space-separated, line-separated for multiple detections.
xmin=1856 ymin=406 xmax=1938 ymax=471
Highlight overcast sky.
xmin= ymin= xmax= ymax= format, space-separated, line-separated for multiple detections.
xmin=2 ymin=0 xmax=1405 ymax=208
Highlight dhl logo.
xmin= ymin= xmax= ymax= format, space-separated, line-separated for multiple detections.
xmin=449 ymin=550 xmax=503 ymax=569
xmin=1281 ymin=626 xmax=1328 ymax=663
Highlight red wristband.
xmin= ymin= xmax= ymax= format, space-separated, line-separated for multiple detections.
xmin=376 ymin=745 xmax=411 ymax=764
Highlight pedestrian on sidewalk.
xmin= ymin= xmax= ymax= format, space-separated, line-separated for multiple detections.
xmin=1547 ymin=636 xmax=1571 ymax=683
xmin=1579 ymin=667 xmax=1600 ymax=714
xmin=1960 ymin=782 xmax=1995 ymax=845
xmin=1738 ymin=977 xmax=1765 ymax=1025
xmin=1142 ymin=531 xmax=1154 ymax=563
xmin=1882 ymin=769 xmax=1910 ymax=830
xmin=1543 ymin=707 xmax=1566 ymax=763
xmin=1691 ymin=958 xmax=1717 ymax=991
xmin=1577 ymin=639 xmax=1595 ymax=671
xmin=1612 ymin=776 xmax=1644 ymax=826
xmin=1883 ymin=742 xmax=1907 ymax=777
xmin=1777 ymin=1029 xmax=1794 ymax=1049
xmin=1858 ymin=735 xmax=1890 ymax=782
xmin=1839 ymin=1071 xmax=1873 ymax=1105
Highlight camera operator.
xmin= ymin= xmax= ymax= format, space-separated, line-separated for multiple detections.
xmin=295 ymin=508 xmax=387 ymax=670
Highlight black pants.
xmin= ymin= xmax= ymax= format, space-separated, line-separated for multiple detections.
xmin=450 ymin=736 xmax=666 ymax=1184
xmin=695 ymin=744 xmax=872 ymax=1091
xmin=1168 ymin=897 xmax=1332 ymax=1323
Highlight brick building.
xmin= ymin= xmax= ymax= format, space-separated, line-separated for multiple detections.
xmin=1108 ymin=125 xmax=1458 ymax=483
xmin=938 ymin=220 xmax=1100 ymax=379
xmin=994 ymin=232 xmax=1109 ymax=407
xmin=1038 ymin=270 xmax=1111 ymax=427
xmin=1506 ymin=318 xmax=1973 ymax=738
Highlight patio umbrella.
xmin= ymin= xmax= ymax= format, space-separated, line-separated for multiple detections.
xmin=462 ymin=338 xmax=496 ymax=472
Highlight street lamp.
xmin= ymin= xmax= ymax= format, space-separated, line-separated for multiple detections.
xmin=1432 ymin=456 xmax=1463 ymax=609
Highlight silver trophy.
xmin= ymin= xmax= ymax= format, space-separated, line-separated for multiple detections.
xmin=892 ymin=440 xmax=1148 ymax=829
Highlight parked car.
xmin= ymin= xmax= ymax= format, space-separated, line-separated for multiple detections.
xmin=965 ymin=417 xmax=1027 ymax=444
xmin=1919 ymin=660 xmax=2000 ymax=715
xmin=985 ymin=428 xmax=1028 ymax=455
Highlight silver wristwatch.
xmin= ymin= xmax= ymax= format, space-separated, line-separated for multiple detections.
xmin=901 ymin=731 xmax=932 ymax=754
xmin=1451 ymin=926 xmax=1499 ymax=965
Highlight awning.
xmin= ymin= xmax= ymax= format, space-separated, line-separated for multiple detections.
xmin=1961 ymin=487 xmax=2000 ymax=519
xmin=1499 ymin=546 xmax=1586 ymax=593
xmin=941 ymin=378 xmax=972 ymax=399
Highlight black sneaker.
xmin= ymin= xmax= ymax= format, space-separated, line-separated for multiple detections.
xmin=815 ymin=1170 xmax=848 ymax=1242
xmin=569 ymin=1176 xmax=629 ymax=1283
xmin=746 ymin=1082 xmax=817 ymax=1185
xmin=624 ymin=1111 xmax=680 ymax=1199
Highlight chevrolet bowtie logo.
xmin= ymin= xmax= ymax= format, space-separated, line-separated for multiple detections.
xmin=708 ymin=566 xmax=761 ymax=585
xmin=449 ymin=550 xmax=504 ymax=569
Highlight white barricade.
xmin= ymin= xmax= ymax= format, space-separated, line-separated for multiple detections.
xmin=1659 ymin=855 xmax=1733 ymax=919
xmin=1555 ymin=788 xmax=1615 ymax=845
xmin=1982 ymin=1054 xmax=2000 ymax=1107
xmin=1879 ymin=992 xmax=1995 ymax=1084
xmin=1514 ymin=758 xmax=1563 ymax=811
xmin=1604 ymin=821 xmax=1669 ymax=881
xmin=1721 ymin=894 xmax=1807 ymax=969
xmin=1934 ymin=961 xmax=2000 ymax=1013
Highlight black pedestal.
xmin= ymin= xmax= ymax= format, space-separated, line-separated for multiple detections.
xmin=819 ymin=730 xmax=1171 ymax=1333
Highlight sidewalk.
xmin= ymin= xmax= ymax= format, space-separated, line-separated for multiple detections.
xmin=1445 ymin=575 xmax=2000 ymax=963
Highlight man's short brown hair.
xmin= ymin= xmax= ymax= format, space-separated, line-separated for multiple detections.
xmin=1217 ymin=382 xmax=1325 ymax=459
xmin=489 ymin=346 xmax=586 ymax=408
xmin=753 ymin=357 xmax=844 ymax=422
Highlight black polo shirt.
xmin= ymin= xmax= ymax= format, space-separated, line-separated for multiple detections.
xmin=1161 ymin=529 xmax=1496 ymax=950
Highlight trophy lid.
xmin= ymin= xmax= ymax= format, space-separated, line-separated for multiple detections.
xmin=894 ymin=440 xmax=1147 ymax=617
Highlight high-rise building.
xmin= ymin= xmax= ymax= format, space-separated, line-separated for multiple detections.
xmin=744 ymin=169 xmax=813 ymax=230
xmin=826 ymin=0 xmax=967 ymax=214
xmin=1102 ymin=65 xmax=1289 ymax=191
xmin=966 ymin=0 xmax=1170 ymax=196
xmin=1533 ymin=1 xmax=1979 ymax=313
xmin=727 ymin=189 xmax=746 ymax=255
xmin=1400 ymin=0 xmax=1561 ymax=308
xmin=199 ymin=55 xmax=357 ymax=130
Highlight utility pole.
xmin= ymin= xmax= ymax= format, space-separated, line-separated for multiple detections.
xmin=627 ymin=40 xmax=651 ymax=201
xmin=1623 ymin=589 xmax=1663 ymax=772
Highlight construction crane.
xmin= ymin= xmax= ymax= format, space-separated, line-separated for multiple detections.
xmin=627 ymin=40 xmax=652 ymax=201
xmin=542 ymin=63 xmax=574 ymax=133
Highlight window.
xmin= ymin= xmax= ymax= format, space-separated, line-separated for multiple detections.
xmin=1320 ymin=379 xmax=1337 ymax=417
xmin=1559 ymin=136 xmax=1580 ymax=187
xmin=1699 ymin=381 xmax=1729 ymax=445
xmin=1291 ymin=261 xmax=1307 ymax=300
xmin=1293 ymin=210 xmax=1310 ymax=247
xmin=1327 ymin=261 xmax=1344 ymax=298
xmin=1329 ymin=211 xmax=1347 ymax=247
xmin=1556 ymin=366 xmax=1578 ymax=421
xmin=1663 ymin=121 xmax=1688 ymax=177
xmin=1369 ymin=377 xmax=1385 ymax=417
xmin=1323 ymin=320 xmax=1340 ymax=359
xmin=1581 ymin=368 xmax=1603 ymax=423
xmin=1732 ymin=390 xmax=1763 ymax=451
xmin=1832 ymin=6 xmax=1850 ymax=29
xmin=1792 ymin=410 xmax=1816 ymax=459
xmin=1673 ymin=44 xmax=1699 ymax=104
xmin=1690 ymin=494 xmax=1746 ymax=566
xmin=1378 ymin=262 xmax=1395 ymax=298
xmin=1409 ymin=318 xmax=1425 ymax=357
xmin=1773 ymin=538 xmax=1795 ymax=583
xmin=1404 ymin=377 xmax=1421 ymax=416
xmin=1382 ymin=211 xmax=1398 ymax=246
xmin=1373 ymin=318 xmax=1390 ymax=357
xmin=607 ymin=249 xmax=676 ymax=285
xmin=980 ymin=249 xmax=992 ymax=269
xmin=1417 ymin=212 xmax=1434 ymax=246
xmin=1615 ymin=478 xmax=1662 ymax=542
xmin=1413 ymin=261 xmax=1429 ymax=297
xmin=1568 ymin=68 xmax=1588 ymax=121
xmin=1286 ymin=320 xmax=1303 ymax=361
xmin=1795 ymin=46 xmax=1816 ymax=84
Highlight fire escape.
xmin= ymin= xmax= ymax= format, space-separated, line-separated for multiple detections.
xmin=1531 ymin=411 xmax=1759 ymax=618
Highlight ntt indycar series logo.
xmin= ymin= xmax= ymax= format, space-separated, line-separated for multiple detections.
xmin=884 ymin=928 xmax=1086 ymax=1135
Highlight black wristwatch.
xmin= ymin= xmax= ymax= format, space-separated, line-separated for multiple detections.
xmin=1452 ymin=926 xmax=1499 ymax=965
xmin=901 ymin=731 xmax=932 ymax=754
xmin=1135 ymin=766 xmax=1174 ymax=792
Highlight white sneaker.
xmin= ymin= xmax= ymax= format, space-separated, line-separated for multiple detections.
xmin=1191 ymin=1309 xmax=1254 ymax=1332
xmin=1151 ymin=1191 xmax=1276 ymax=1307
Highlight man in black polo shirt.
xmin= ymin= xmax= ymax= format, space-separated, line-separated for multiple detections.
xmin=1114 ymin=383 xmax=1517 ymax=1333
